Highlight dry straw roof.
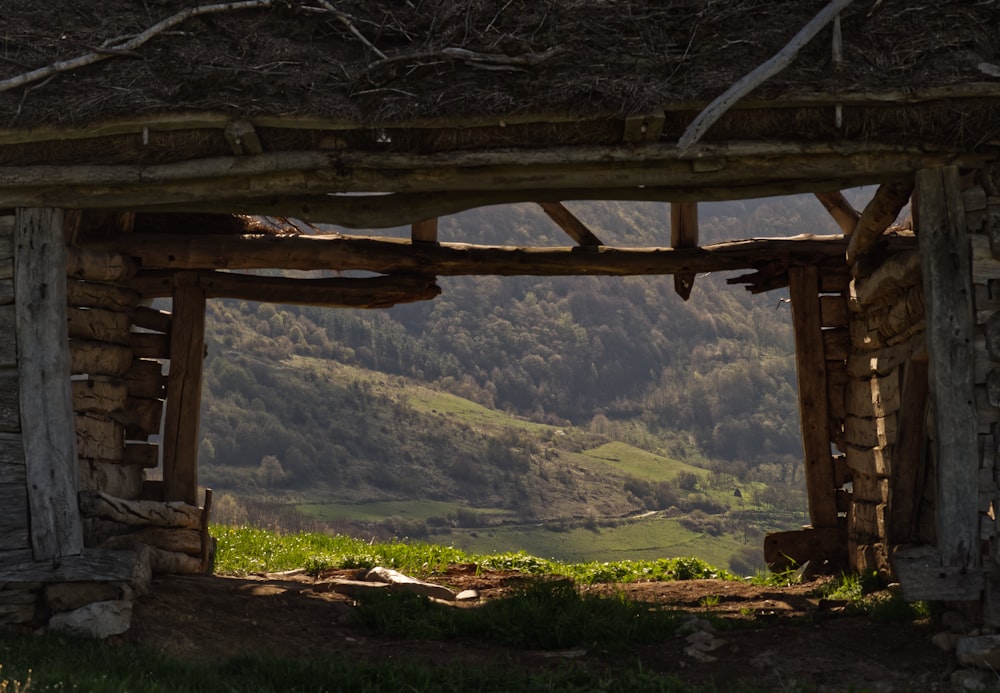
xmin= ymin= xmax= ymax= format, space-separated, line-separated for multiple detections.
xmin=1 ymin=0 xmax=998 ymax=132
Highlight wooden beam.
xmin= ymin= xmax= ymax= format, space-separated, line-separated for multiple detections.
xmin=764 ymin=526 xmax=847 ymax=571
xmin=536 ymin=202 xmax=604 ymax=246
xmin=94 ymin=233 xmax=896 ymax=277
xmin=789 ymin=265 xmax=839 ymax=528
xmin=670 ymin=202 xmax=698 ymax=300
xmin=887 ymin=359 xmax=929 ymax=545
xmin=0 ymin=547 xmax=142 ymax=582
xmin=161 ymin=273 xmax=206 ymax=506
xmin=814 ymin=191 xmax=860 ymax=235
xmin=14 ymin=208 xmax=84 ymax=559
xmin=410 ymin=218 xmax=438 ymax=244
xmin=130 ymin=270 xmax=441 ymax=306
xmin=915 ymin=166 xmax=979 ymax=571
xmin=0 ymin=145 xmax=969 ymax=211
xmin=846 ymin=179 xmax=914 ymax=267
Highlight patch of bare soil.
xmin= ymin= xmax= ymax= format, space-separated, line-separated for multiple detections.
xmin=122 ymin=569 xmax=953 ymax=691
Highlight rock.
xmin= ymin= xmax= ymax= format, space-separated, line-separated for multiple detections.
xmin=931 ymin=631 xmax=962 ymax=652
xmin=683 ymin=645 xmax=717 ymax=663
xmin=956 ymin=635 xmax=1000 ymax=670
xmin=455 ymin=589 xmax=479 ymax=601
xmin=677 ymin=616 xmax=716 ymax=635
xmin=45 ymin=582 xmax=127 ymax=613
xmin=48 ymin=600 xmax=132 ymax=639
xmin=951 ymin=668 xmax=999 ymax=691
xmin=686 ymin=630 xmax=726 ymax=653
xmin=364 ymin=567 xmax=456 ymax=601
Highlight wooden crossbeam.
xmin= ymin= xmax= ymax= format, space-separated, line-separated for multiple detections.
xmin=846 ymin=178 xmax=914 ymax=267
xmin=411 ymin=218 xmax=438 ymax=243
xmin=91 ymin=233 xmax=896 ymax=277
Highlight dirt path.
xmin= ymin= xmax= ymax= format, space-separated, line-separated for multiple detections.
xmin=122 ymin=570 xmax=954 ymax=691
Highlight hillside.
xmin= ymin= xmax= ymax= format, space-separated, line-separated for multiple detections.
xmin=196 ymin=195 xmax=851 ymax=570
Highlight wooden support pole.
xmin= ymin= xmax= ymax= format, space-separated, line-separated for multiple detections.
xmin=161 ymin=272 xmax=206 ymax=506
xmin=14 ymin=208 xmax=84 ymax=559
xmin=410 ymin=218 xmax=438 ymax=244
xmin=887 ymin=359 xmax=929 ymax=545
xmin=846 ymin=179 xmax=914 ymax=267
xmin=536 ymin=202 xmax=604 ymax=246
xmin=814 ymin=191 xmax=860 ymax=235
xmin=670 ymin=202 xmax=698 ymax=300
xmin=789 ymin=265 xmax=839 ymax=528
xmin=915 ymin=166 xmax=979 ymax=571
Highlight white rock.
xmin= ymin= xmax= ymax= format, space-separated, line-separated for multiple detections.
xmin=683 ymin=645 xmax=717 ymax=663
xmin=455 ymin=589 xmax=480 ymax=601
xmin=364 ymin=567 xmax=456 ymax=601
xmin=685 ymin=630 xmax=726 ymax=652
xmin=931 ymin=631 xmax=962 ymax=652
xmin=48 ymin=599 xmax=132 ymax=639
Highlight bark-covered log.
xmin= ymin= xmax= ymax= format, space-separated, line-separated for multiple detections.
xmin=75 ymin=412 xmax=124 ymax=462
xmin=98 ymin=527 xmax=201 ymax=556
xmin=66 ymin=280 xmax=141 ymax=312
xmin=67 ymin=307 xmax=132 ymax=345
xmin=66 ymin=246 xmax=138 ymax=282
xmin=78 ymin=491 xmax=202 ymax=529
xmin=70 ymin=340 xmax=133 ymax=377
xmin=71 ymin=378 xmax=128 ymax=415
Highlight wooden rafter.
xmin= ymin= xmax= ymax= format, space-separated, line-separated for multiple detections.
xmin=813 ymin=191 xmax=860 ymax=235
xmin=536 ymin=202 xmax=603 ymax=246
xmin=411 ymin=218 xmax=438 ymax=243
xmin=845 ymin=179 xmax=914 ymax=267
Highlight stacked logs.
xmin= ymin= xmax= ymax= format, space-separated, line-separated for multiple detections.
xmin=845 ymin=246 xmax=926 ymax=576
xmin=966 ymin=177 xmax=1000 ymax=576
xmin=67 ymin=241 xmax=208 ymax=574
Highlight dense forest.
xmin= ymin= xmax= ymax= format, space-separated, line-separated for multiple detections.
xmin=200 ymin=195 xmax=843 ymax=474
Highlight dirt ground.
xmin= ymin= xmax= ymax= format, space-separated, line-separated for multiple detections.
xmin=119 ymin=567 xmax=958 ymax=691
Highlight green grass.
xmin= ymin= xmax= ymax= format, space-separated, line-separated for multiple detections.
xmin=449 ymin=516 xmax=745 ymax=568
xmin=0 ymin=629 xmax=721 ymax=692
xmin=213 ymin=524 xmax=735 ymax=584
xmin=296 ymin=500 xmax=512 ymax=524
xmin=580 ymin=442 xmax=707 ymax=483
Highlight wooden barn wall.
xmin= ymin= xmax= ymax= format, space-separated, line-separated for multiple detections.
xmin=0 ymin=212 xmax=32 ymax=583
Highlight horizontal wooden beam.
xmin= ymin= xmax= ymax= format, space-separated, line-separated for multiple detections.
xmin=0 ymin=144 xmax=976 ymax=212
xmin=129 ymin=270 xmax=442 ymax=306
xmin=89 ymin=233 xmax=920 ymax=278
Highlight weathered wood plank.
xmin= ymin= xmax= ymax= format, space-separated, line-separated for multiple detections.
xmin=71 ymin=378 xmax=128 ymax=415
xmin=123 ymin=396 xmax=163 ymax=439
xmin=0 ymin=371 xmax=18 ymax=433
xmin=15 ymin=208 xmax=84 ymax=559
xmin=789 ymin=265 xmax=838 ymax=528
xmin=129 ymin=332 xmax=171 ymax=360
xmin=915 ymin=166 xmax=979 ymax=571
xmin=123 ymin=359 xmax=166 ymax=399
xmin=99 ymin=527 xmax=201 ymax=556
xmin=162 ymin=275 xmax=205 ymax=505
xmin=0 ymin=482 xmax=29 ymax=551
xmin=75 ymin=412 xmax=124 ymax=462
xmin=0 ymin=279 xmax=11 ymax=306
xmin=763 ymin=526 xmax=847 ymax=572
xmin=132 ymin=270 xmax=442 ymax=307
xmin=66 ymin=280 xmax=140 ymax=312
xmin=67 ymin=307 xmax=132 ymax=345
xmin=0 ymin=433 xmax=25 ymax=484
xmin=90 ymin=233 xmax=910 ymax=277
xmin=0 ymin=547 xmax=142 ymax=583
xmin=410 ymin=218 xmax=438 ymax=244
xmin=78 ymin=491 xmax=201 ymax=529
xmin=0 ymin=259 xmax=11 ymax=281
xmin=0 ymin=305 xmax=14 ymax=367
xmin=79 ymin=459 xmax=143 ymax=499
xmin=889 ymin=360 xmax=930 ymax=545
xmin=891 ymin=545 xmax=983 ymax=601
xmin=131 ymin=306 xmax=171 ymax=335
xmin=70 ymin=339 xmax=133 ymax=377
xmin=123 ymin=443 xmax=159 ymax=468
xmin=819 ymin=295 xmax=848 ymax=327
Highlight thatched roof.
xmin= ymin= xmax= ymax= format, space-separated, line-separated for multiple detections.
xmin=0 ymin=1 xmax=998 ymax=224
xmin=3 ymin=1 xmax=999 ymax=134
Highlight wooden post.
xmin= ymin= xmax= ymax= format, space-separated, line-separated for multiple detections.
xmin=916 ymin=166 xmax=979 ymax=571
xmin=670 ymin=202 xmax=698 ymax=300
xmin=161 ymin=272 xmax=206 ymax=505
xmin=14 ymin=208 xmax=84 ymax=559
xmin=887 ymin=359 xmax=929 ymax=544
xmin=410 ymin=218 xmax=438 ymax=244
xmin=789 ymin=265 xmax=839 ymax=528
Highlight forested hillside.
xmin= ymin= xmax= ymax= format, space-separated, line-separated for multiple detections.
xmin=196 ymin=194 xmax=848 ymax=564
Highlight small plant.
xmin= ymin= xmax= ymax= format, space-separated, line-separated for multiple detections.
xmin=699 ymin=595 xmax=721 ymax=609
xmin=0 ymin=665 xmax=30 ymax=693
